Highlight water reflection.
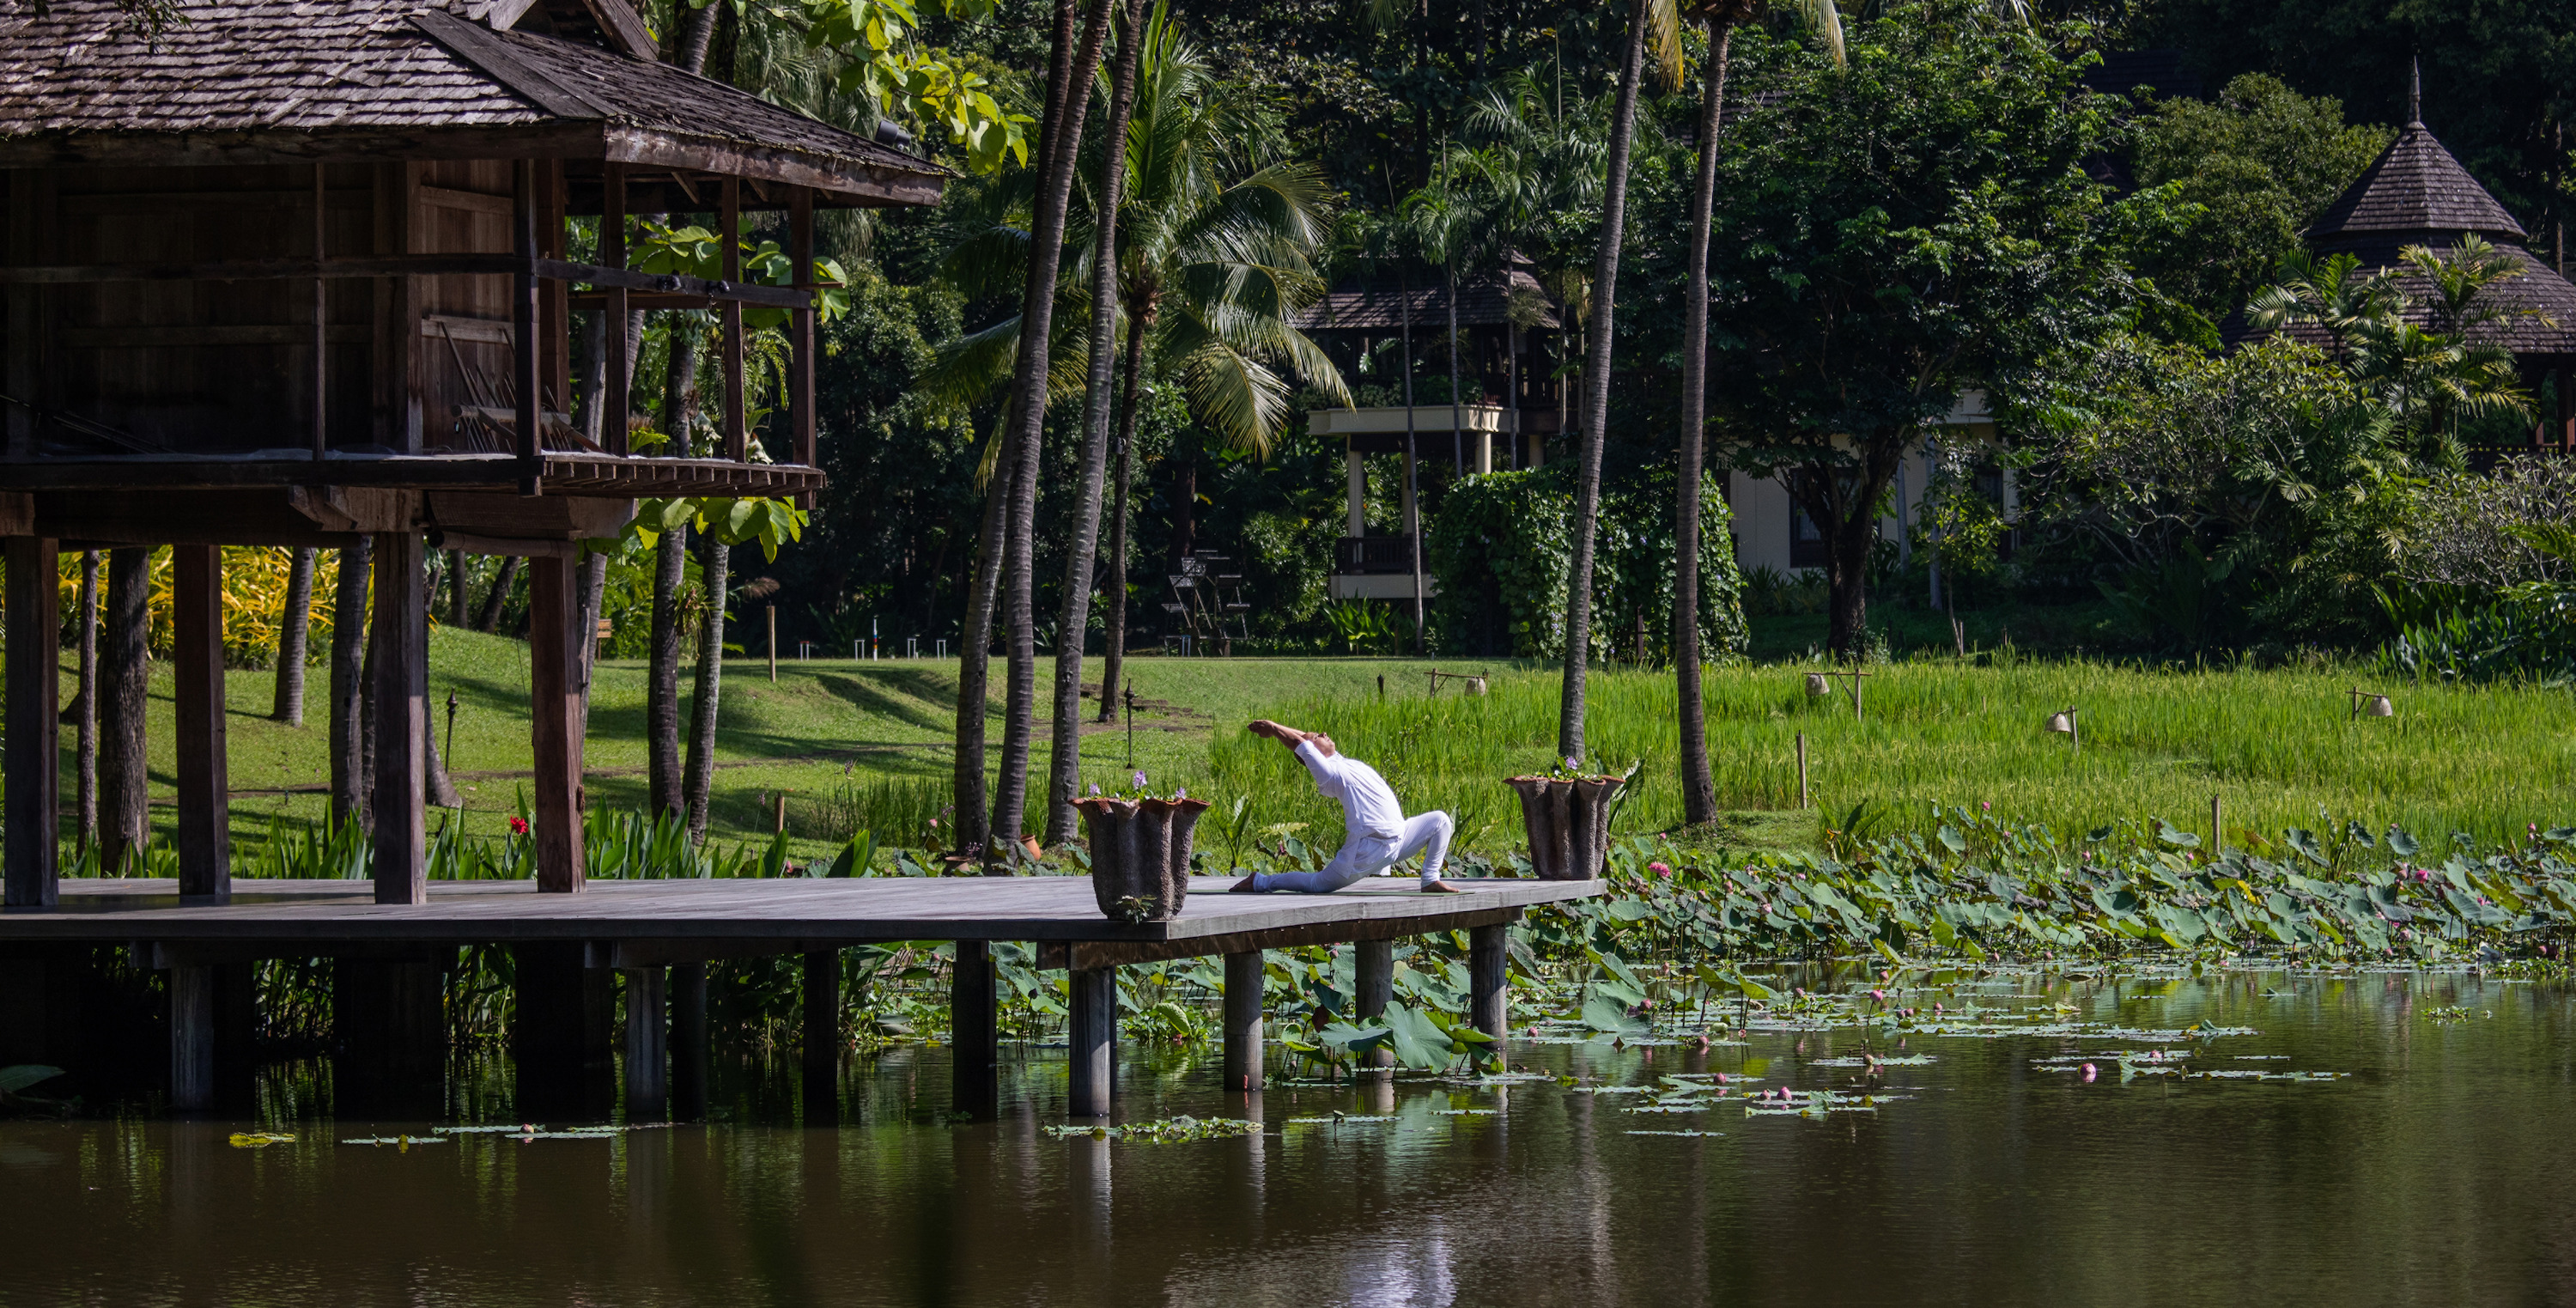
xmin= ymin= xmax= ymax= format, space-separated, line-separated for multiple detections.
xmin=1 ymin=969 xmax=2570 ymax=1305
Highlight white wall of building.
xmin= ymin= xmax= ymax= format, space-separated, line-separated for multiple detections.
xmin=1724 ymin=393 xmax=2001 ymax=579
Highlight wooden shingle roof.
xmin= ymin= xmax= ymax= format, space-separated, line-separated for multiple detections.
xmin=0 ymin=0 xmax=945 ymax=206
xmin=1295 ymin=265 xmax=1558 ymax=332
xmin=2308 ymin=120 xmax=2526 ymax=247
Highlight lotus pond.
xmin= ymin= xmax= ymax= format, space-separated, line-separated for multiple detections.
xmin=7 ymin=958 xmax=2570 ymax=1306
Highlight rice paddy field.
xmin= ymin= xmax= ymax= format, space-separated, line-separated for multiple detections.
xmin=88 ymin=630 xmax=2572 ymax=863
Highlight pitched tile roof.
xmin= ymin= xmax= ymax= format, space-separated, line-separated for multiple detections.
xmin=0 ymin=0 xmax=944 ymax=203
xmin=2307 ymin=120 xmax=2526 ymax=247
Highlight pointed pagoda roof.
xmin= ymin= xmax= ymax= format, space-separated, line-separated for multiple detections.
xmin=2306 ymin=120 xmax=2527 ymax=249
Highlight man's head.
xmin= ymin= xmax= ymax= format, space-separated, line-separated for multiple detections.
xmin=1309 ymin=733 xmax=1336 ymax=757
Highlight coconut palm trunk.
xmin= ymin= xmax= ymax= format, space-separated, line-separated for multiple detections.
xmin=97 ymin=548 xmax=149 ymax=868
xmin=991 ymin=0 xmax=1119 ymax=856
xmin=683 ymin=535 xmax=732 ymax=844
xmin=647 ymin=519 xmax=689 ymax=816
xmin=1045 ymin=0 xmax=1150 ymax=847
xmin=1092 ymin=314 xmax=1149 ymax=724
xmin=1674 ymin=13 xmax=1741 ymax=827
xmin=1557 ymin=0 xmax=1654 ymax=764
xmin=473 ymin=557 xmax=520 ymax=633
xmin=952 ymin=434 xmax=1013 ymax=861
xmin=273 ymin=546 xmax=316 ymax=725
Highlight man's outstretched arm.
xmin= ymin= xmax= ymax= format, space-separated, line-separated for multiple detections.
xmin=1248 ymin=720 xmax=1335 ymax=756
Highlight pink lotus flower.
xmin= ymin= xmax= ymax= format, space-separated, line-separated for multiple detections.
xmin=1869 ymin=989 xmax=1886 ymax=1002
xmin=1649 ymin=861 xmax=1672 ymax=878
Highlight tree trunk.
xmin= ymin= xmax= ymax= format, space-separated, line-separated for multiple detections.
xmin=74 ymin=551 xmax=99 ymax=852
xmin=444 ymin=549 xmax=469 ymax=628
xmin=648 ymin=519 xmax=689 ymax=817
xmin=329 ymin=539 xmax=372 ymax=831
xmin=1045 ymin=0 xmax=1149 ymax=848
xmin=99 ymin=547 xmax=149 ymax=869
xmin=473 ymin=557 xmax=520 ymax=634
xmin=416 ymin=547 xmax=463 ymax=810
xmin=683 ymin=536 xmax=732 ymax=845
xmin=990 ymin=0 xmax=1120 ymax=858
xmin=1795 ymin=444 xmax=1902 ymax=658
xmin=1170 ymin=438 xmax=1198 ymax=564
xmin=1557 ymin=0 xmax=1649 ymax=764
xmin=1093 ymin=310 xmax=1149 ymax=724
xmin=660 ymin=312 xmax=699 ymax=452
xmin=952 ymin=436 xmax=1012 ymax=861
xmin=272 ymin=546 xmax=316 ymax=726
xmin=1674 ymin=23 xmax=1731 ymax=828
xmin=575 ymin=308 xmax=607 ymax=447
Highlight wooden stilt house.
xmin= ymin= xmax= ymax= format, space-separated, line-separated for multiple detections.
xmin=0 ymin=1 xmax=947 ymax=907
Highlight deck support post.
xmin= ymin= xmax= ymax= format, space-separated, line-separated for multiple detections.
xmin=787 ymin=185 xmax=816 ymax=504
xmin=172 ymin=544 xmax=231 ymax=903
xmin=529 ymin=553 xmax=585 ymax=891
xmin=4 ymin=536 xmax=59 ymax=908
xmin=335 ymin=956 xmax=444 ymax=1118
xmin=801 ymin=948 xmax=839 ymax=1116
xmin=1067 ymin=966 xmax=1116 ymax=1117
xmin=720 ymin=178 xmax=745 ymax=461
xmin=169 ymin=963 xmax=213 ymax=1113
xmin=951 ymin=940 xmax=998 ymax=1120
xmin=513 ymin=943 xmax=611 ymax=1120
xmin=600 ymin=162 xmax=630 ymax=456
xmin=622 ymin=965 xmax=667 ymax=1122
xmin=1223 ymin=950 xmax=1264 ymax=1092
xmin=1469 ymin=923 xmax=1508 ymax=1072
xmin=671 ymin=962 xmax=708 ymax=1121
xmin=369 ymin=532 xmax=427 ymax=904
xmin=1355 ymin=939 xmax=1394 ymax=1071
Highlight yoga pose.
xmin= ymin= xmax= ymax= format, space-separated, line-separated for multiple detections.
xmin=1230 ymin=720 xmax=1461 ymax=893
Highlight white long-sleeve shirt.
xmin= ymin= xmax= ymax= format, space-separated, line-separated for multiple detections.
xmin=1296 ymin=739 xmax=1405 ymax=841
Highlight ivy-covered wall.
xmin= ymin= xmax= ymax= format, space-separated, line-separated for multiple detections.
xmin=1426 ymin=465 xmax=1747 ymax=662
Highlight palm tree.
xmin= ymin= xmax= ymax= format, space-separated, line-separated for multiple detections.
xmin=929 ymin=15 xmax=1348 ymax=830
xmin=1673 ymin=0 xmax=1841 ymax=823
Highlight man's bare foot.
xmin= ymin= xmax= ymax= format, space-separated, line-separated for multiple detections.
xmin=1229 ymin=875 xmax=1264 ymax=893
xmin=1419 ymin=879 xmax=1466 ymax=894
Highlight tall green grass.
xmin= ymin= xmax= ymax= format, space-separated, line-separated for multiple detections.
xmin=1208 ymin=660 xmax=2575 ymax=851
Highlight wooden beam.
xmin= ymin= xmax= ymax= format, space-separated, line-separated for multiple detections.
xmin=540 ymin=160 xmax=571 ymax=433
xmin=1470 ymin=922 xmax=1507 ymax=1072
xmin=604 ymin=126 xmax=948 ymax=210
xmin=1356 ymin=938 xmax=1393 ymax=1071
xmin=951 ymin=940 xmax=998 ymax=1119
xmin=513 ymin=160 xmax=543 ymax=492
xmin=4 ymin=171 xmax=54 ymax=457
xmin=720 ymin=178 xmax=746 ymax=462
xmin=1036 ymin=904 xmax=1522 ymax=970
xmin=3 ymin=535 xmax=59 ymax=908
xmin=572 ymin=0 xmax=656 ymax=58
xmin=376 ymin=160 xmax=423 ymax=453
xmin=369 ymin=532 xmax=428 ymax=905
xmin=1223 ymin=950 xmax=1263 ymax=1092
xmin=170 ymin=963 xmax=215 ymax=1113
xmin=788 ymin=185 xmax=816 ymax=502
xmin=312 ymin=163 xmax=329 ymax=461
xmin=601 ymin=161 xmax=630 ymax=456
xmin=172 ymin=545 xmax=232 ymax=903
xmin=1068 ymin=966 xmax=1115 ymax=1117
xmin=622 ymin=965 xmax=668 ymax=1121
xmin=671 ymin=961 xmax=708 ymax=1121
xmin=528 ymin=554 xmax=585 ymax=892
xmin=409 ymin=10 xmax=609 ymax=119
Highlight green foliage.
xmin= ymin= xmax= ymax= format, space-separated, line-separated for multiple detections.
xmin=1428 ymin=464 xmax=1744 ymax=662
xmin=799 ymin=0 xmax=1033 ymax=173
xmin=2127 ymin=74 xmax=2394 ymax=327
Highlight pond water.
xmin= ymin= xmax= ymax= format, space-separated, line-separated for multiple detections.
xmin=7 ymin=966 xmax=2572 ymax=1306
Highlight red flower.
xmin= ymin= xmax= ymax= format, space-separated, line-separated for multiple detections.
xmin=508 ymin=816 xmax=530 ymax=836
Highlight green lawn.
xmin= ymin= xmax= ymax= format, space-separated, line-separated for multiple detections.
xmin=81 ymin=627 xmax=2574 ymax=867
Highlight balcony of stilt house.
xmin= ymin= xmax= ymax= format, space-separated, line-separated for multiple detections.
xmin=0 ymin=1 xmax=1598 ymax=1121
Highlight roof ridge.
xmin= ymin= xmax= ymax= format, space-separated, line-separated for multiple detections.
xmin=2307 ymin=119 xmax=2526 ymax=246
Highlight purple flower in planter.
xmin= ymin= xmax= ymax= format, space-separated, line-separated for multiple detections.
xmin=1174 ymin=787 xmax=1188 ymax=800
xmin=1089 ymin=782 xmax=1102 ymax=797
xmin=1133 ymin=771 xmax=1148 ymax=790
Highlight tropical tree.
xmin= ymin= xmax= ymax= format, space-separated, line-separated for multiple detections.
xmin=927 ymin=12 xmax=1348 ymax=837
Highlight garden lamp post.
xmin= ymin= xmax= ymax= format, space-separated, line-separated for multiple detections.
xmin=444 ymin=689 xmax=459 ymax=773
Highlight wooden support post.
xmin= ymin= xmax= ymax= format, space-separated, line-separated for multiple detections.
xmin=335 ymin=957 xmax=445 ymax=1119
xmin=538 ymin=160 xmax=569 ymax=424
xmin=601 ymin=162 xmax=630 ymax=456
xmin=671 ymin=962 xmax=708 ymax=1121
xmin=211 ymin=962 xmax=258 ymax=1116
xmin=802 ymin=948 xmax=839 ymax=1122
xmin=172 ymin=545 xmax=231 ymax=903
xmin=169 ymin=963 xmax=214 ymax=1113
xmin=622 ymin=966 xmax=668 ymax=1122
xmin=528 ymin=554 xmax=585 ymax=892
xmin=370 ymin=532 xmax=427 ymax=904
xmin=787 ymin=185 xmax=816 ymax=496
xmin=1355 ymin=939 xmax=1394 ymax=1071
xmin=720 ymin=178 xmax=745 ymax=462
xmin=951 ymin=940 xmax=998 ymax=1120
xmin=3 ymin=536 xmax=60 ymax=908
xmin=1067 ymin=965 xmax=1116 ymax=1117
xmin=1223 ymin=950 xmax=1264 ymax=1092
xmin=767 ymin=603 xmax=777 ymax=682
xmin=311 ymin=162 xmax=328 ymax=460
xmin=511 ymin=158 xmax=541 ymax=493
xmin=1469 ymin=923 xmax=1507 ymax=1073
xmin=513 ymin=942 xmax=611 ymax=1120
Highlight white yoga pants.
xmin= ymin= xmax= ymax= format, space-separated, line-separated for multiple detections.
xmin=1250 ymin=811 xmax=1453 ymax=892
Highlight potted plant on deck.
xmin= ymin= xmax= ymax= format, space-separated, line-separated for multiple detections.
xmin=1506 ymin=759 xmax=1633 ymax=880
xmin=1073 ymin=773 xmax=1211 ymax=923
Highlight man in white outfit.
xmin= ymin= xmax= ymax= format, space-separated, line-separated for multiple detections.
xmin=1230 ymin=720 xmax=1461 ymax=893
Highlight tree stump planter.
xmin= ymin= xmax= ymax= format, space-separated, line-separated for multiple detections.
xmin=1074 ymin=796 xmax=1211 ymax=922
xmin=1506 ymin=776 xmax=1622 ymax=880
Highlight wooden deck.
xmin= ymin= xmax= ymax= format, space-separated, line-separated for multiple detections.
xmin=5 ymin=874 xmax=1598 ymax=958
